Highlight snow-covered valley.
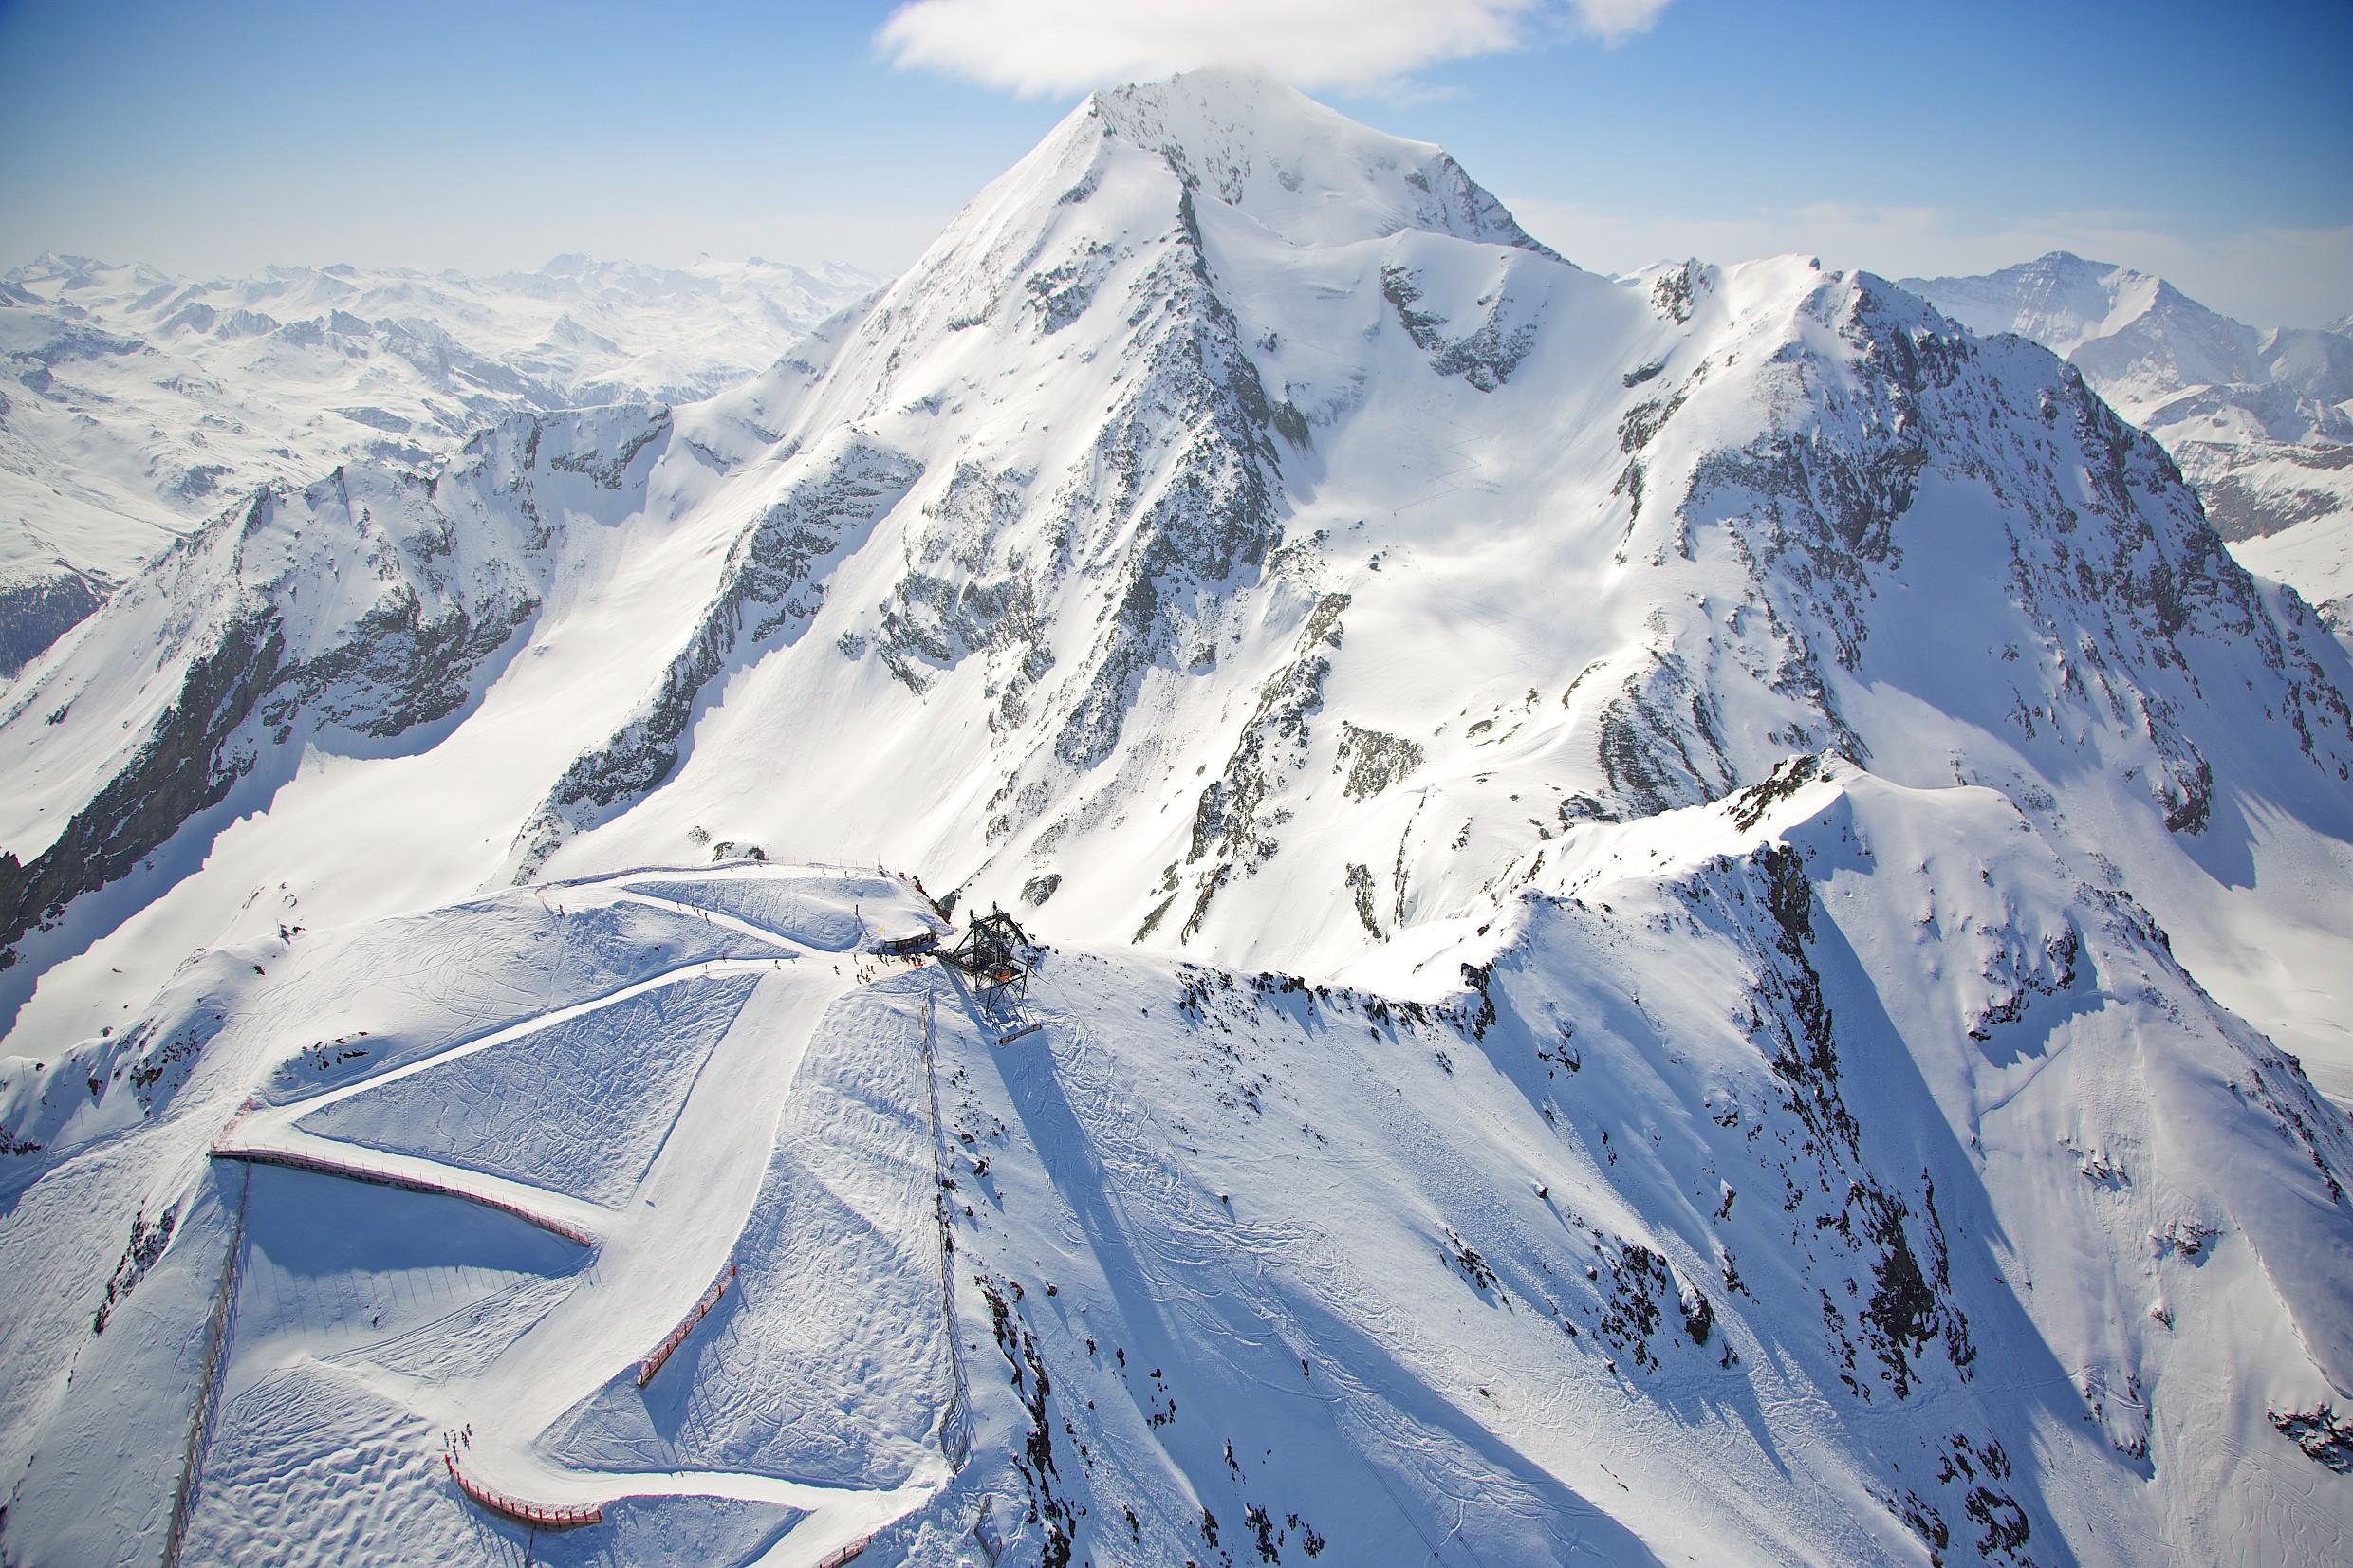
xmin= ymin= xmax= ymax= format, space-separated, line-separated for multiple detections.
xmin=2 ymin=65 xmax=2350 ymax=1568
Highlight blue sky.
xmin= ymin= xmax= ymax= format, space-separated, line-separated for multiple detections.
xmin=2 ymin=0 xmax=2346 ymax=323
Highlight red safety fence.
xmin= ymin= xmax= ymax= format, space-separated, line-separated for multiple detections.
xmin=210 ymin=1140 xmax=599 ymax=1248
xmin=815 ymin=1537 xmax=871 ymax=1568
xmin=637 ymin=1260 xmax=737 ymax=1386
xmin=445 ymin=1452 xmax=603 ymax=1529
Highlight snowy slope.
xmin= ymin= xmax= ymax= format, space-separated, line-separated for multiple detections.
xmin=2233 ymin=507 xmax=2353 ymax=649
xmin=0 ymin=253 xmax=877 ymax=673
xmin=0 ymin=865 xmax=947 ymax=1567
xmin=6 ymin=65 xmax=2349 ymax=1107
xmin=1902 ymin=253 xmax=2353 ymax=640
xmin=3 ymin=814 xmax=2348 ymax=1565
xmin=3 ymin=67 xmax=2352 ymax=1565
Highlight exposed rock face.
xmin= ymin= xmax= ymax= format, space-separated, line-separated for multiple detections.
xmin=0 ymin=404 xmax=673 ymax=963
xmin=2194 ymin=443 xmax=2353 ymax=542
xmin=0 ymin=610 xmax=283 ymax=961
xmin=1901 ymin=251 xmax=2353 ymax=642
xmin=1381 ymin=265 xmax=1542 ymax=392
xmin=0 ymin=570 xmax=103 ymax=678
xmin=1336 ymin=722 xmax=1422 ymax=802
xmin=1186 ymin=593 xmax=1346 ymax=897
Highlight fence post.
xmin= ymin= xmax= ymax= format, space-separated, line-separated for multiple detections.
xmin=918 ymin=990 xmax=973 ymax=1468
xmin=162 ymin=1163 xmax=250 ymax=1568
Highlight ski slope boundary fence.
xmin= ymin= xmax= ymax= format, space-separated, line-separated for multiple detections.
xmin=918 ymin=990 xmax=975 ymax=1469
xmin=209 ymin=1121 xmax=598 ymax=1248
xmin=444 ymin=1453 xmax=602 ymax=1529
xmin=161 ymin=1163 xmax=250 ymax=1568
xmin=815 ymin=1537 xmax=872 ymax=1568
xmin=636 ymin=1259 xmax=737 ymax=1386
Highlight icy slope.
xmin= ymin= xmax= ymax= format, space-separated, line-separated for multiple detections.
xmin=1902 ymin=253 xmax=2353 ymax=638
xmin=0 ymin=252 xmax=877 ymax=672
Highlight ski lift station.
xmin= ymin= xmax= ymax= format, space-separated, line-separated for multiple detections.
xmin=939 ymin=908 xmax=1033 ymax=1008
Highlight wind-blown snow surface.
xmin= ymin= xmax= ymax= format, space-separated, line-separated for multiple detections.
xmin=0 ymin=252 xmax=878 ymax=673
xmin=4 ymin=66 xmax=2353 ymax=1563
xmin=1901 ymin=253 xmax=2353 ymax=645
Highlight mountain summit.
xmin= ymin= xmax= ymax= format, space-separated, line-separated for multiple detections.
xmin=3 ymin=68 xmax=2352 ymax=1568
xmin=1078 ymin=65 xmax=1561 ymax=255
xmin=1903 ymin=251 xmax=2353 ymax=636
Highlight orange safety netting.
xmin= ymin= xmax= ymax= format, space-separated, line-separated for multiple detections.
xmin=445 ymin=1452 xmax=602 ymax=1529
xmin=637 ymin=1260 xmax=738 ymax=1386
xmin=210 ymin=1109 xmax=598 ymax=1248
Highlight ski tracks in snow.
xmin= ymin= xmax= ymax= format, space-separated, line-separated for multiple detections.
xmin=199 ymin=865 xmax=951 ymax=1565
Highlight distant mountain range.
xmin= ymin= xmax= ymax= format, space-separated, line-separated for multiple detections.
xmin=1904 ymin=251 xmax=2353 ymax=641
xmin=0 ymin=252 xmax=879 ymax=673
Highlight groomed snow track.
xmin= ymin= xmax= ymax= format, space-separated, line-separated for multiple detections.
xmin=171 ymin=864 xmax=957 ymax=1565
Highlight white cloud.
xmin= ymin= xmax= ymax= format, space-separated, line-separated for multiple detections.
xmin=874 ymin=0 xmax=1666 ymax=98
xmin=1506 ymin=196 xmax=2353 ymax=329
xmin=1566 ymin=0 xmax=1673 ymax=44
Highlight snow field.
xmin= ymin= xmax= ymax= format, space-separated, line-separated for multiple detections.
xmin=0 ymin=866 xmax=955 ymax=1567
xmin=297 ymin=972 xmax=763 ymax=1208
xmin=3 ymin=804 xmax=2350 ymax=1563
xmin=543 ymin=977 xmax=949 ymax=1489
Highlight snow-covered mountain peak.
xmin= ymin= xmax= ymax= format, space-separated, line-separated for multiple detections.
xmin=1903 ymin=253 xmax=2353 ymax=640
xmin=1075 ymin=65 xmax=1560 ymax=256
xmin=1903 ymin=249 xmax=2267 ymax=404
xmin=1905 ymin=249 xmax=2157 ymax=358
xmin=847 ymin=65 xmax=1564 ymax=388
xmin=6 ymin=74 xmax=2353 ymax=1568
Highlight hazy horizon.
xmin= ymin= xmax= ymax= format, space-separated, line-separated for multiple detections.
xmin=3 ymin=0 xmax=2348 ymax=327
